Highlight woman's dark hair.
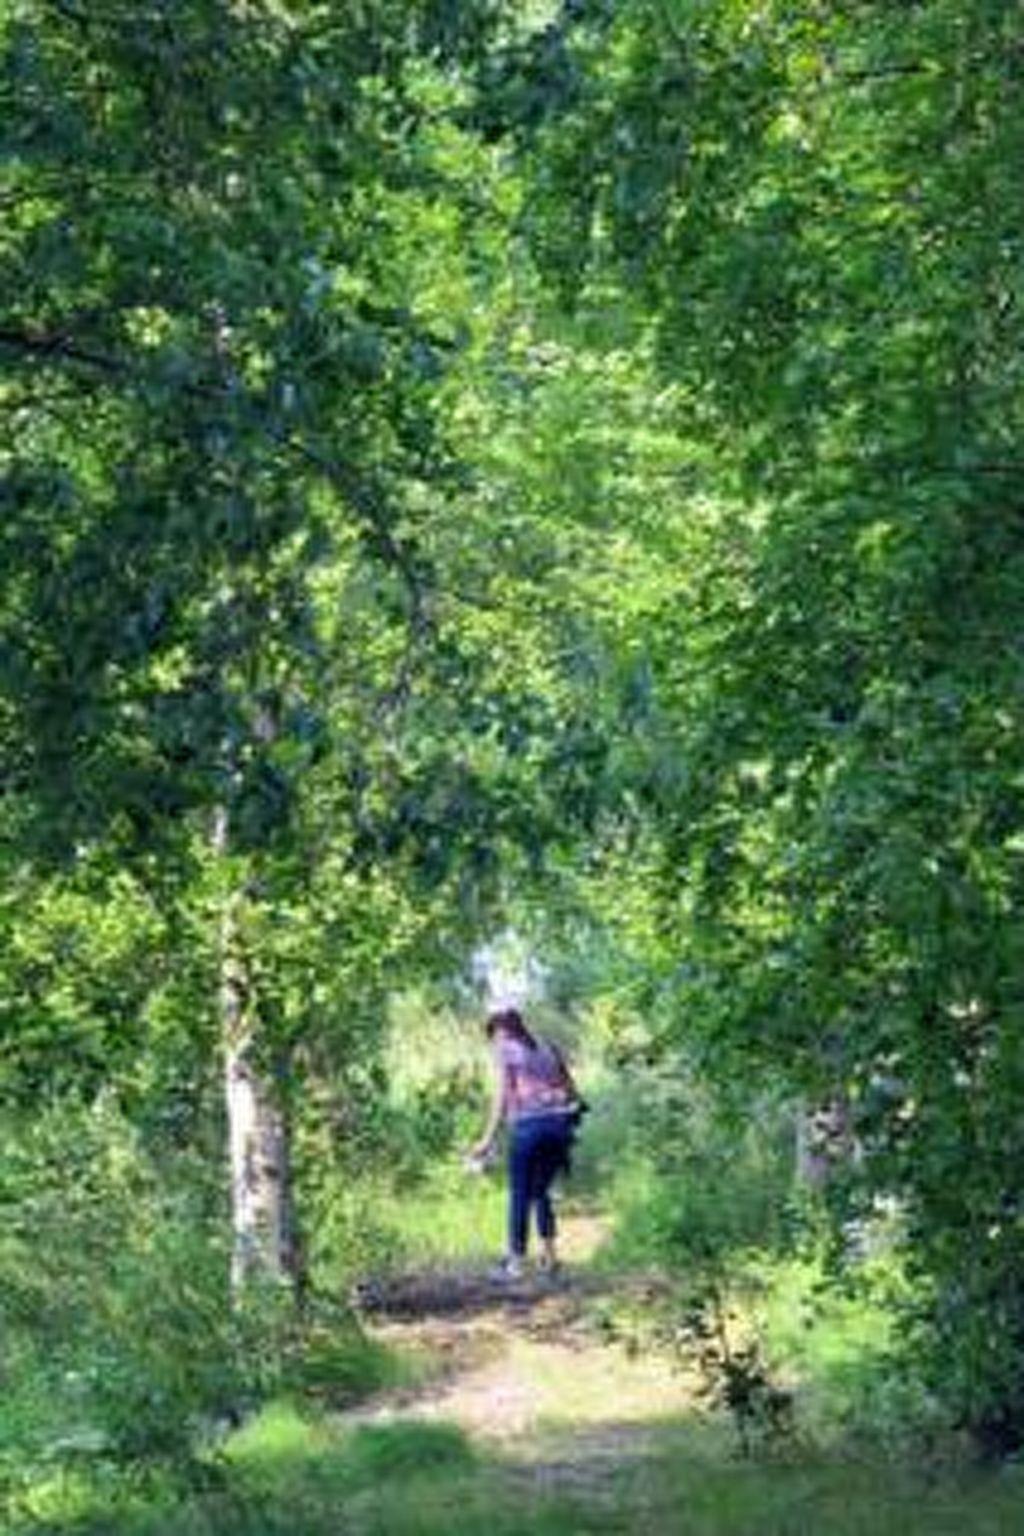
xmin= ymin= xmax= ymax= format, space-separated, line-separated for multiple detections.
xmin=484 ymin=1007 xmax=537 ymax=1049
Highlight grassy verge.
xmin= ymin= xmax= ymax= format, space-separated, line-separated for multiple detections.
xmin=749 ymin=1254 xmax=951 ymax=1457
xmin=12 ymin=1401 xmax=1024 ymax=1536
xmin=373 ymin=1160 xmax=507 ymax=1269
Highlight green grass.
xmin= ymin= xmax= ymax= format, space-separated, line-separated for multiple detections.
xmin=749 ymin=1254 xmax=947 ymax=1455
xmin=375 ymin=1159 xmax=507 ymax=1269
xmin=11 ymin=1402 xmax=1024 ymax=1536
xmin=9 ymin=1161 xmax=1022 ymax=1534
xmin=630 ymin=1453 xmax=1024 ymax=1536
xmin=278 ymin=1316 xmax=409 ymax=1404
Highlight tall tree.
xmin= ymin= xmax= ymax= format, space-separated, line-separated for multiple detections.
xmin=0 ymin=0 xmax=523 ymax=1288
xmin=513 ymin=0 xmax=1024 ymax=1445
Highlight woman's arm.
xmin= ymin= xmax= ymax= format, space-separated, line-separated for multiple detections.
xmin=470 ymin=1062 xmax=508 ymax=1158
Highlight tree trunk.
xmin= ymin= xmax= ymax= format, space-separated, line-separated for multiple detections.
xmin=214 ymin=806 xmax=297 ymax=1294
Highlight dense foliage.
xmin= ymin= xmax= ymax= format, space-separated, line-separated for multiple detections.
xmin=518 ymin=0 xmax=1024 ymax=1451
xmin=2 ymin=0 xmax=1023 ymax=1500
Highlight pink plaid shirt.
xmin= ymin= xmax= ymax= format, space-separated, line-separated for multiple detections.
xmin=496 ymin=1037 xmax=573 ymax=1122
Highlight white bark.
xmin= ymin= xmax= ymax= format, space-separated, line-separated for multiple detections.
xmin=214 ymin=806 xmax=295 ymax=1294
xmin=224 ymin=1032 xmax=292 ymax=1291
xmin=795 ymin=1095 xmax=855 ymax=1188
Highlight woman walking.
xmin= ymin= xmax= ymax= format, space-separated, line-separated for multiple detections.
xmin=470 ymin=1008 xmax=582 ymax=1279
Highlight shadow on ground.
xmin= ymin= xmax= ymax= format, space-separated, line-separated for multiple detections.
xmin=353 ymin=1261 xmax=608 ymax=1321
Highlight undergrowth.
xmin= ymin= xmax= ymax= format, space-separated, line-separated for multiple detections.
xmin=11 ymin=1402 xmax=1024 ymax=1536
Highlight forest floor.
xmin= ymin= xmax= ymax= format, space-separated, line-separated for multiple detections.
xmin=24 ymin=1210 xmax=1024 ymax=1534
xmin=346 ymin=1211 xmax=710 ymax=1506
xmin=314 ymin=1210 xmax=1023 ymax=1535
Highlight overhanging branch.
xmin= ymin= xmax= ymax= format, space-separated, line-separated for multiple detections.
xmin=0 ymin=321 xmax=432 ymax=635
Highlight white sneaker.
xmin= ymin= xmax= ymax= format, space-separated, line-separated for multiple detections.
xmin=489 ymin=1255 xmax=524 ymax=1282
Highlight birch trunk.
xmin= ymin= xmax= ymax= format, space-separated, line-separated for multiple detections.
xmin=214 ymin=806 xmax=296 ymax=1294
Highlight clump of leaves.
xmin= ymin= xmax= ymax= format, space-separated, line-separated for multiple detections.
xmin=675 ymin=1286 xmax=794 ymax=1458
xmin=601 ymin=1069 xmax=800 ymax=1453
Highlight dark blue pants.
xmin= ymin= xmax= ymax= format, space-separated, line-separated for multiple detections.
xmin=508 ymin=1113 xmax=573 ymax=1257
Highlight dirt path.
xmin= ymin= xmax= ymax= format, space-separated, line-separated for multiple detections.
xmin=346 ymin=1213 xmax=706 ymax=1499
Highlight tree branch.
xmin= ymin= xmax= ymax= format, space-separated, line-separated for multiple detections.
xmin=0 ymin=322 xmax=433 ymax=642
xmin=0 ymin=326 xmax=133 ymax=378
